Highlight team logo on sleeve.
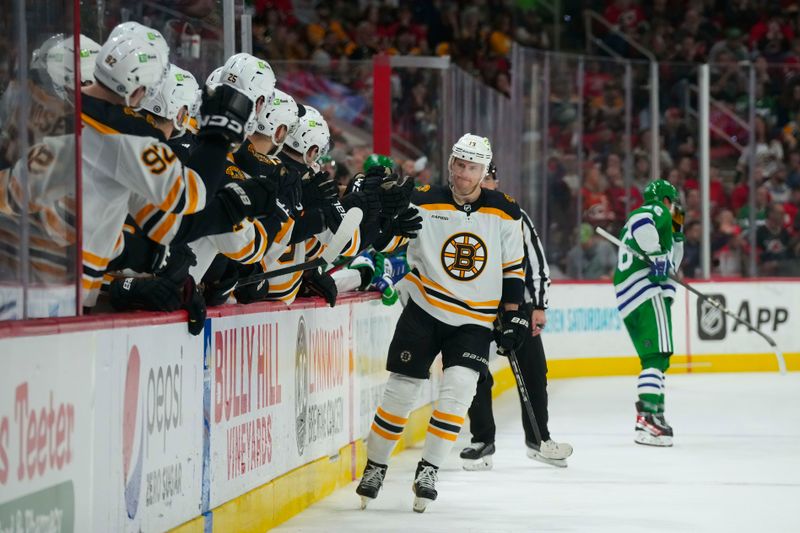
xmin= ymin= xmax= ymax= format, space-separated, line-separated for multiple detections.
xmin=441 ymin=232 xmax=487 ymax=280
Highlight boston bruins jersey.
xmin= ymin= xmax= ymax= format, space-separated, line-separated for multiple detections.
xmin=399 ymin=185 xmax=525 ymax=329
xmin=80 ymin=95 xmax=206 ymax=306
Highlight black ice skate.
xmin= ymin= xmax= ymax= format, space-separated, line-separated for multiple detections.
xmin=356 ymin=459 xmax=388 ymax=509
xmin=634 ymin=401 xmax=674 ymax=447
xmin=460 ymin=441 xmax=496 ymax=471
xmin=412 ymin=459 xmax=439 ymax=513
xmin=525 ymin=439 xmax=573 ymax=468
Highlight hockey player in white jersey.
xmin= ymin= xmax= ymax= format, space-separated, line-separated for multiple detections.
xmin=46 ymin=34 xmax=101 ymax=102
xmin=356 ymin=134 xmax=529 ymax=513
xmin=242 ymin=105 xmax=340 ymax=305
xmin=177 ymin=53 xmax=278 ymax=281
xmin=198 ymin=88 xmax=304 ymax=305
xmin=79 ymin=27 xmax=275 ymax=307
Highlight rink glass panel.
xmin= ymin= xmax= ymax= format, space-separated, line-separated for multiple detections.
xmin=0 ymin=1 xmax=79 ymax=319
xmin=79 ymin=0 xmax=228 ymax=81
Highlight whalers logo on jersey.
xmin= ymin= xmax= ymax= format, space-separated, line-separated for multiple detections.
xmin=441 ymin=232 xmax=487 ymax=280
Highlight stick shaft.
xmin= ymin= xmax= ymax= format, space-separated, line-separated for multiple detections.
xmin=508 ymin=348 xmax=543 ymax=445
xmin=236 ymin=257 xmax=324 ymax=287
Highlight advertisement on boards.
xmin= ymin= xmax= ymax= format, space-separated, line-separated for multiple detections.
xmin=0 ymin=333 xmax=94 ymax=533
xmin=207 ymin=305 xmax=351 ymax=508
xmin=91 ymin=324 xmax=204 ymax=533
xmin=541 ymin=283 xmax=639 ymax=359
xmin=688 ymin=282 xmax=800 ymax=355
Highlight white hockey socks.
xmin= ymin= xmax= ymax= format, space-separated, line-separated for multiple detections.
xmin=422 ymin=366 xmax=480 ymax=468
xmin=637 ymin=367 xmax=665 ymax=413
xmin=367 ymin=372 xmax=424 ymax=465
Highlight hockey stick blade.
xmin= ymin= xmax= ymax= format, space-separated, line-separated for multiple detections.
xmin=595 ymin=226 xmax=787 ymax=374
xmin=508 ymin=348 xmax=543 ymax=445
xmin=321 ymin=207 xmax=363 ymax=263
xmin=237 ymin=208 xmax=364 ymax=288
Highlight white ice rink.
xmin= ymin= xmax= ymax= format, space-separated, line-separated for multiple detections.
xmin=275 ymin=372 xmax=800 ymax=532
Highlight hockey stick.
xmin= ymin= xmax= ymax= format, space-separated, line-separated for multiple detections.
xmin=236 ymin=207 xmax=364 ymax=287
xmin=508 ymin=348 xmax=543 ymax=446
xmin=595 ymin=226 xmax=787 ymax=375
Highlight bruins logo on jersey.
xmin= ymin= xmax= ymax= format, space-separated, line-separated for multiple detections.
xmin=416 ymin=184 xmax=430 ymax=192
xmin=226 ymin=165 xmax=246 ymax=181
xmin=441 ymin=232 xmax=487 ymax=280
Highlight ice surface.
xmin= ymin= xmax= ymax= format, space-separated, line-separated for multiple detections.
xmin=275 ymin=373 xmax=800 ymax=532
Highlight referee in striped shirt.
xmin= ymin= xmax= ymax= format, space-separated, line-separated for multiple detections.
xmin=460 ymin=162 xmax=574 ymax=469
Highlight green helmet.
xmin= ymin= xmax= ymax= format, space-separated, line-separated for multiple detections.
xmin=643 ymin=179 xmax=678 ymax=205
xmin=364 ymin=153 xmax=394 ymax=172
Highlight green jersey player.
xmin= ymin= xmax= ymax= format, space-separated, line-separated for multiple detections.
xmin=613 ymin=179 xmax=684 ymax=447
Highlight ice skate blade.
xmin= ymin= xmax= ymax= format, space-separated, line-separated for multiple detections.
xmin=462 ymin=455 xmax=493 ymax=471
xmin=634 ymin=431 xmax=673 ymax=447
xmin=359 ymin=496 xmax=373 ymax=510
xmin=526 ymin=448 xmax=568 ymax=468
xmin=413 ymin=497 xmax=433 ymax=513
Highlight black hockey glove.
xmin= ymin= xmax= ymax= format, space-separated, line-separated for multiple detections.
xmin=341 ymin=188 xmax=382 ymax=225
xmin=302 ymin=170 xmax=338 ymax=210
xmin=492 ymin=321 xmax=510 ymax=357
xmin=300 ymin=268 xmax=338 ymax=307
xmin=109 ymin=277 xmax=183 ymax=312
xmin=182 ymin=277 xmax=207 ymax=336
xmin=233 ymin=276 xmax=270 ymax=304
xmin=201 ymin=255 xmax=240 ymax=306
xmin=197 ymin=84 xmax=253 ymax=146
xmin=217 ymin=177 xmax=278 ymax=223
xmin=380 ymin=175 xmax=414 ymax=219
xmin=391 ymin=206 xmax=422 ymax=239
xmin=276 ymin=165 xmax=304 ymax=214
xmin=498 ymin=308 xmax=531 ymax=353
xmin=203 ymin=275 xmax=238 ymax=307
xmin=156 ymin=244 xmax=197 ymax=284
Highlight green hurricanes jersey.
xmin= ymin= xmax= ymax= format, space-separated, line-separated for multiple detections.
xmin=613 ymin=201 xmax=677 ymax=317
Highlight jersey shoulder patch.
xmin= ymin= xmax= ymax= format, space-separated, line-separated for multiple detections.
xmin=481 ymin=189 xmax=521 ymax=220
xmin=225 ymin=162 xmax=248 ymax=181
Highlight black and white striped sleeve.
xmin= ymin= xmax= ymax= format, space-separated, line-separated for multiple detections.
xmin=520 ymin=209 xmax=550 ymax=309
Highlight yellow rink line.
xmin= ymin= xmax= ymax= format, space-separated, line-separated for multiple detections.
xmin=170 ymin=351 xmax=798 ymax=532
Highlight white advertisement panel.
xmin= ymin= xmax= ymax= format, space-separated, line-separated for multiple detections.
xmin=541 ymin=283 xmax=637 ymax=359
xmin=687 ymin=281 xmax=800 ymax=356
xmin=0 ymin=333 xmax=94 ymax=533
xmin=541 ymin=281 xmax=800 ymax=360
xmin=91 ymin=323 xmax=204 ymax=533
xmin=207 ymin=305 xmax=351 ymax=508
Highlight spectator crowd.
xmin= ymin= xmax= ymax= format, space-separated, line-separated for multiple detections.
xmin=548 ymin=0 xmax=800 ymax=278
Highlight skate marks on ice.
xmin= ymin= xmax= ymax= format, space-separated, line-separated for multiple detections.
xmin=275 ymin=373 xmax=800 ymax=532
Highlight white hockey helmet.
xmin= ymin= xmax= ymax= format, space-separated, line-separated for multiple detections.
xmin=286 ymin=105 xmax=330 ymax=166
xmin=45 ymin=34 xmax=101 ymax=101
xmin=215 ymin=53 xmax=276 ymax=136
xmin=108 ymin=22 xmax=170 ymax=76
xmin=205 ymin=66 xmax=224 ymax=90
xmin=140 ymin=64 xmax=200 ymax=133
xmin=94 ymin=33 xmax=167 ymax=108
xmin=255 ymin=89 xmax=299 ymax=153
xmin=449 ymin=133 xmax=493 ymax=176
